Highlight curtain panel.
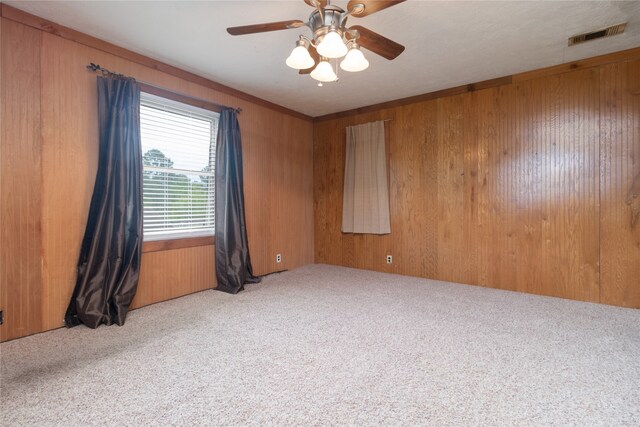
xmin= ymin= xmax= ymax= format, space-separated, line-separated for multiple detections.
xmin=65 ymin=76 xmax=143 ymax=328
xmin=342 ymin=120 xmax=391 ymax=234
xmin=214 ymin=109 xmax=260 ymax=294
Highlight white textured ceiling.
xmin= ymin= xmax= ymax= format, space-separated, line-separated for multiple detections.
xmin=7 ymin=1 xmax=640 ymax=117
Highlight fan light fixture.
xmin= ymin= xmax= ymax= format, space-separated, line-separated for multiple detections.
xmin=310 ymin=58 xmax=338 ymax=82
xmin=286 ymin=39 xmax=315 ymax=70
xmin=288 ymin=30 xmax=366 ymax=83
xmin=316 ymin=29 xmax=348 ymax=58
xmin=340 ymin=44 xmax=369 ymax=72
xmin=227 ymin=0 xmax=408 ymax=85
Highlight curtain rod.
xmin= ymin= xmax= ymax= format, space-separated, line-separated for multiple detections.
xmin=347 ymin=119 xmax=393 ymax=125
xmin=86 ymin=63 xmax=242 ymax=113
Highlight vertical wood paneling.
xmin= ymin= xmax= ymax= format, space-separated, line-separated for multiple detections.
xmin=314 ymin=66 xmax=609 ymax=305
xmin=1 ymin=19 xmax=314 ymax=341
xmin=36 ymin=32 xmax=314 ymax=333
xmin=599 ymin=60 xmax=640 ymax=308
xmin=2 ymin=12 xmax=638 ymax=343
xmin=313 ymin=110 xmax=396 ymax=274
xmin=132 ymin=246 xmax=215 ymax=309
xmin=40 ymin=33 xmax=99 ymax=330
xmin=0 ymin=20 xmax=43 ymax=341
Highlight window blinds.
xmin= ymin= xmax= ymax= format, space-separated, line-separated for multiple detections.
xmin=140 ymin=93 xmax=219 ymax=240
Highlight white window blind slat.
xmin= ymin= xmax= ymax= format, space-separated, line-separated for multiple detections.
xmin=140 ymin=92 xmax=219 ymax=241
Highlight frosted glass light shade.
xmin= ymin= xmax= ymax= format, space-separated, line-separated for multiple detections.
xmin=310 ymin=60 xmax=337 ymax=82
xmin=317 ymin=31 xmax=348 ymax=58
xmin=286 ymin=45 xmax=315 ymax=70
xmin=340 ymin=47 xmax=369 ymax=72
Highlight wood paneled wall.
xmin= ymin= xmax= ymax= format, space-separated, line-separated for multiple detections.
xmin=1 ymin=19 xmax=44 ymax=339
xmin=1 ymin=17 xmax=314 ymax=341
xmin=599 ymin=61 xmax=640 ymax=306
xmin=314 ymin=58 xmax=640 ymax=308
xmin=1 ymin=7 xmax=638 ymax=342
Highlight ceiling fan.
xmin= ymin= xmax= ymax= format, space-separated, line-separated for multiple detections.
xmin=226 ymin=0 xmax=406 ymax=83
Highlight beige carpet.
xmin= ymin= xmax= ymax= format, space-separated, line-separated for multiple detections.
xmin=1 ymin=264 xmax=639 ymax=426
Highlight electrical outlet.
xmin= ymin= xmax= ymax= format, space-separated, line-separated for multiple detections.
xmin=276 ymin=253 xmax=282 ymax=263
xmin=386 ymin=255 xmax=393 ymax=264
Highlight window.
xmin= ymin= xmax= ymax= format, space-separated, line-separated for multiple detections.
xmin=140 ymin=92 xmax=218 ymax=241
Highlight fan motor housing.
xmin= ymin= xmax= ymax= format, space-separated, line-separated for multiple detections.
xmin=309 ymin=7 xmax=348 ymax=42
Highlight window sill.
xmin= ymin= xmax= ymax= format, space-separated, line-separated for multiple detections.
xmin=142 ymin=235 xmax=215 ymax=253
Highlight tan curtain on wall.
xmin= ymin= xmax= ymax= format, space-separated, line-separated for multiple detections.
xmin=342 ymin=121 xmax=391 ymax=234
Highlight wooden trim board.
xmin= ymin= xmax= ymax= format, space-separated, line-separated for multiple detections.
xmin=138 ymin=82 xmax=225 ymax=113
xmin=142 ymin=236 xmax=215 ymax=253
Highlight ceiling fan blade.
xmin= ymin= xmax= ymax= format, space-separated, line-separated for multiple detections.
xmin=348 ymin=0 xmax=406 ymax=17
xmin=350 ymin=25 xmax=405 ymax=60
xmin=299 ymin=45 xmax=320 ymax=75
xmin=304 ymin=0 xmax=328 ymax=8
xmin=227 ymin=20 xmax=305 ymax=36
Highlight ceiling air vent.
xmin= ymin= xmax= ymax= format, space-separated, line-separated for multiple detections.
xmin=568 ymin=23 xmax=627 ymax=46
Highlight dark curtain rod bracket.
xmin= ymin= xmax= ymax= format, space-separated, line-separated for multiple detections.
xmin=86 ymin=63 xmax=242 ymax=113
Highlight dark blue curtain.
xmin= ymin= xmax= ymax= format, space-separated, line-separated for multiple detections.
xmin=214 ymin=109 xmax=260 ymax=293
xmin=65 ymin=76 xmax=143 ymax=328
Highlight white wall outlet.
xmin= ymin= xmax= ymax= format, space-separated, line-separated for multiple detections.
xmin=276 ymin=253 xmax=282 ymax=263
xmin=386 ymin=255 xmax=393 ymax=264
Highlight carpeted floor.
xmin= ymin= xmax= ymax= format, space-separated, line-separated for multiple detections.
xmin=1 ymin=264 xmax=639 ymax=426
